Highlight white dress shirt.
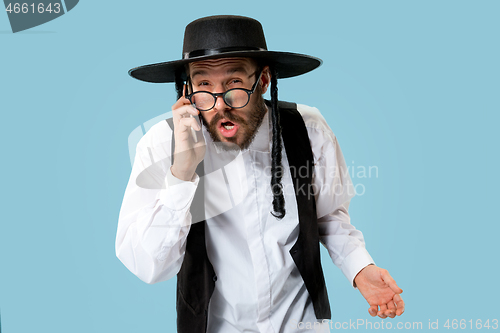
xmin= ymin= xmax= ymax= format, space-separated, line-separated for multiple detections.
xmin=116 ymin=104 xmax=375 ymax=333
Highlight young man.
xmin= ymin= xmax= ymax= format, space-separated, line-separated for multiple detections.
xmin=116 ymin=15 xmax=404 ymax=333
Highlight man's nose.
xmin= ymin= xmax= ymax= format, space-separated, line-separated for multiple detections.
xmin=214 ymin=92 xmax=230 ymax=113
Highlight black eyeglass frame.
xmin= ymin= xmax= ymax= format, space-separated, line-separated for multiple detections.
xmin=185 ymin=69 xmax=263 ymax=112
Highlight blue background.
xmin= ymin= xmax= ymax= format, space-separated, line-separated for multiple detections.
xmin=1 ymin=1 xmax=499 ymax=332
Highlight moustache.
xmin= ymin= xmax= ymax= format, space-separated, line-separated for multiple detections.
xmin=210 ymin=111 xmax=246 ymax=126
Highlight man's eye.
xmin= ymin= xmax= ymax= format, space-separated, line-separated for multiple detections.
xmin=198 ymin=82 xmax=210 ymax=87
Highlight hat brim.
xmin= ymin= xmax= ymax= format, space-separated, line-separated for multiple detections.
xmin=128 ymin=50 xmax=322 ymax=83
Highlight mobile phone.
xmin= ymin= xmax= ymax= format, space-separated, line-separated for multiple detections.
xmin=190 ymin=114 xmax=198 ymax=143
xmin=184 ymin=84 xmax=198 ymax=143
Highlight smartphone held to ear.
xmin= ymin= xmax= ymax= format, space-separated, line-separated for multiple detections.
xmin=190 ymin=114 xmax=199 ymax=143
xmin=183 ymin=83 xmax=200 ymax=143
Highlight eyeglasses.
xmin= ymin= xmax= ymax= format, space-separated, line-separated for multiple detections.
xmin=186 ymin=70 xmax=263 ymax=112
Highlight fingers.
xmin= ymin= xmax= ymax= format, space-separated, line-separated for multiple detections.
xmin=172 ymin=95 xmax=193 ymax=110
xmin=172 ymin=102 xmax=200 ymax=139
xmin=374 ymin=295 xmax=405 ymax=318
xmin=172 ymin=85 xmax=199 ymax=120
xmin=377 ymin=304 xmax=388 ymax=319
xmin=381 ymin=269 xmax=403 ymax=294
xmin=394 ymin=293 xmax=405 ymax=316
xmin=377 ymin=303 xmax=398 ymax=319
xmin=173 ymin=102 xmax=199 ymax=120
xmin=178 ymin=116 xmax=201 ymax=132
xmin=386 ymin=301 xmax=397 ymax=318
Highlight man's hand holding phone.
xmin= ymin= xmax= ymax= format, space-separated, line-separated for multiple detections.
xmin=170 ymin=86 xmax=205 ymax=181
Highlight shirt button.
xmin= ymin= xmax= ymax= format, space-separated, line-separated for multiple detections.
xmin=213 ymin=275 xmax=217 ymax=282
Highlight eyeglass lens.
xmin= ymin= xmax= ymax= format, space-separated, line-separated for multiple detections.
xmin=191 ymin=89 xmax=249 ymax=111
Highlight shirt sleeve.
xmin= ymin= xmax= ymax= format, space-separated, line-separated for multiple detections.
xmin=115 ymin=131 xmax=199 ymax=284
xmin=302 ymin=107 xmax=375 ymax=288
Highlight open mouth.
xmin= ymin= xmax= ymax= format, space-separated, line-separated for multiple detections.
xmin=218 ymin=120 xmax=239 ymax=138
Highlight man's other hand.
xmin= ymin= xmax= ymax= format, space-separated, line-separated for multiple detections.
xmin=354 ymin=264 xmax=404 ymax=319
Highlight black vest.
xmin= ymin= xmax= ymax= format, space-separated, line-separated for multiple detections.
xmin=166 ymin=101 xmax=331 ymax=333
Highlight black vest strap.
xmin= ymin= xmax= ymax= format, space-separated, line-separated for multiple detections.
xmin=278 ymin=101 xmax=331 ymax=319
xmin=166 ymin=100 xmax=331 ymax=333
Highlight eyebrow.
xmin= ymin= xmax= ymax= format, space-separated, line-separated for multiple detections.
xmin=190 ymin=69 xmax=207 ymax=79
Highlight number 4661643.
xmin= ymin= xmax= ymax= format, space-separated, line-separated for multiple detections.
xmin=443 ymin=319 xmax=498 ymax=330
xmin=5 ymin=3 xmax=61 ymax=14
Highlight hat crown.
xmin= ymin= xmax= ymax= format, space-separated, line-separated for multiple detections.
xmin=182 ymin=15 xmax=268 ymax=59
xmin=129 ymin=15 xmax=321 ymax=83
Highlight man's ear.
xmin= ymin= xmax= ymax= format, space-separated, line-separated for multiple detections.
xmin=260 ymin=66 xmax=271 ymax=94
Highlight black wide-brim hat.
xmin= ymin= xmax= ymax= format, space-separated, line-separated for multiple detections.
xmin=129 ymin=15 xmax=322 ymax=83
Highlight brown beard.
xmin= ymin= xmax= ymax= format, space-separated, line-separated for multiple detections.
xmin=199 ymin=86 xmax=267 ymax=151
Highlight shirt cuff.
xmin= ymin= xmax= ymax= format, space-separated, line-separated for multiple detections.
xmin=339 ymin=247 xmax=375 ymax=289
xmin=157 ymin=166 xmax=199 ymax=211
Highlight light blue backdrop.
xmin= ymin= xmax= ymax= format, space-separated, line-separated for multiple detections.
xmin=1 ymin=1 xmax=498 ymax=332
